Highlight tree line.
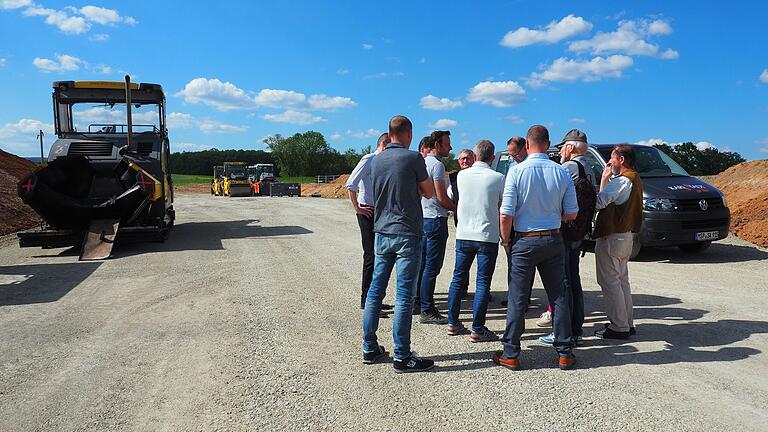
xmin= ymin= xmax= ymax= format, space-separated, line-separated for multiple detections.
xmin=171 ymin=132 xmax=742 ymax=177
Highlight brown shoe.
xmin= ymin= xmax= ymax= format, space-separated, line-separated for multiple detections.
xmin=558 ymin=355 xmax=577 ymax=370
xmin=492 ymin=351 xmax=520 ymax=371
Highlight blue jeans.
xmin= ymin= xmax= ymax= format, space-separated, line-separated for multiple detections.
xmin=502 ymin=234 xmax=573 ymax=358
xmin=418 ymin=217 xmax=449 ymax=313
xmin=363 ymin=233 xmax=422 ymax=361
xmin=564 ymin=239 xmax=584 ymax=338
xmin=447 ymin=240 xmax=499 ymax=332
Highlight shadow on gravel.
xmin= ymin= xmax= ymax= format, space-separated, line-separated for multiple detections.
xmin=434 ymin=291 xmax=767 ymax=370
xmin=0 ymin=262 xmax=102 ymax=306
xmin=428 ymin=350 xmax=500 ymax=373
xmin=633 ymin=242 xmax=768 ymax=264
xmin=113 ymin=219 xmax=313 ymax=257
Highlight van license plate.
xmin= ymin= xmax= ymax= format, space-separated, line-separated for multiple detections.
xmin=695 ymin=231 xmax=719 ymax=241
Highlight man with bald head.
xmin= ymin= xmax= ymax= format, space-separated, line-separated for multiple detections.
xmin=362 ymin=115 xmax=436 ymax=373
xmin=494 ymin=125 xmax=579 ymax=371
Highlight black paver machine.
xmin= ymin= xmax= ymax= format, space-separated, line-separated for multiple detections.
xmin=17 ymin=77 xmax=175 ymax=260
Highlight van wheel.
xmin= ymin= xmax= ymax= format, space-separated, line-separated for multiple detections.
xmin=630 ymin=239 xmax=641 ymax=260
xmin=679 ymin=242 xmax=711 ymax=253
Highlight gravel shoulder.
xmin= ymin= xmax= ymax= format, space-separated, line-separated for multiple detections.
xmin=1 ymin=195 xmax=767 ymax=431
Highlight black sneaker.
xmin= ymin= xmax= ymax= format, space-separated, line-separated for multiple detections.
xmin=595 ymin=326 xmax=630 ymax=340
xmin=420 ymin=308 xmax=448 ymax=325
xmin=393 ymin=352 xmax=434 ymax=373
xmin=363 ymin=345 xmax=388 ymax=364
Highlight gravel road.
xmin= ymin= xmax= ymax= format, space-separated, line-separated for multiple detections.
xmin=1 ymin=195 xmax=767 ymax=431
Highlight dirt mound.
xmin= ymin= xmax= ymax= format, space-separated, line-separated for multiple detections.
xmin=0 ymin=150 xmax=41 ymax=236
xmin=711 ymin=160 xmax=768 ymax=247
xmin=301 ymin=174 xmax=351 ymax=199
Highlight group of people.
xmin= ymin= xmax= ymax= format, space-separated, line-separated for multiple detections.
xmin=346 ymin=115 xmax=643 ymax=373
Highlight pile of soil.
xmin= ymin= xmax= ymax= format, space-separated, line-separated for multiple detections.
xmin=0 ymin=149 xmax=41 ymax=236
xmin=710 ymin=160 xmax=768 ymax=247
xmin=301 ymin=175 xmax=351 ymax=199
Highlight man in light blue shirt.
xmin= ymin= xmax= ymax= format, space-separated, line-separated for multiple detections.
xmin=445 ymin=140 xmax=505 ymax=342
xmin=346 ymin=132 xmax=390 ymax=310
xmin=493 ymin=125 xmax=579 ymax=371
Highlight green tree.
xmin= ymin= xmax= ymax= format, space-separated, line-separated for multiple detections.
xmin=266 ymin=131 xmax=344 ymax=176
xmin=653 ymin=142 xmax=745 ymax=176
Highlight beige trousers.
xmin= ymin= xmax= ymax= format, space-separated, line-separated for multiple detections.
xmin=595 ymin=232 xmax=634 ymax=332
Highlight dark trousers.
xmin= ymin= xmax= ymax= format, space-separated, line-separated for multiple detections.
xmin=564 ymin=239 xmax=585 ymax=337
xmin=503 ymin=234 xmax=573 ymax=358
xmin=417 ymin=217 xmax=449 ymax=313
xmin=356 ymin=213 xmax=375 ymax=307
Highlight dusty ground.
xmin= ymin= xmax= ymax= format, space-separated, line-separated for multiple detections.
xmin=710 ymin=160 xmax=768 ymax=247
xmin=1 ymin=195 xmax=767 ymax=431
xmin=0 ymin=150 xmax=41 ymax=236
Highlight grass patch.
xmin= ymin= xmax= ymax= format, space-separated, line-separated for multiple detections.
xmin=279 ymin=176 xmax=315 ymax=184
xmin=172 ymin=174 xmax=211 ymax=186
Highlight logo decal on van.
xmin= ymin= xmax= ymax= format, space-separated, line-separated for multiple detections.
xmin=667 ymin=184 xmax=710 ymax=193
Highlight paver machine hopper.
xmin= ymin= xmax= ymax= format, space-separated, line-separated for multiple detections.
xmin=16 ymin=77 xmax=175 ymax=260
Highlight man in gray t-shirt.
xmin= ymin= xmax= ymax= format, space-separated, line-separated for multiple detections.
xmin=416 ymin=130 xmax=456 ymax=324
xmin=363 ymin=115 xmax=436 ymax=373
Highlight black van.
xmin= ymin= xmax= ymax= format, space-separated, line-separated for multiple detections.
xmin=493 ymin=144 xmax=730 ymax=257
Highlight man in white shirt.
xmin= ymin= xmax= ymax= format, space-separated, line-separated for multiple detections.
xmin=346 ymin=133 xmax=391 ymax=310
xmin=445 ymin=140 xmax=505 ymax=342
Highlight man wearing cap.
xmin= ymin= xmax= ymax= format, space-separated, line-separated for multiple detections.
xmin=593 ymin=144 xmax=643 ymax=340
xmin=346 ymin=132 xmax=393 ymax=312
xmin=539 ymin=129 xmax=596 ymax=345
xmin=494 ymin=125 xmax=578 ymax=371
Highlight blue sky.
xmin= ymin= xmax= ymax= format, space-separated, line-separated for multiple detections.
xmin=1 ymin=0 xmax=767 ymax=160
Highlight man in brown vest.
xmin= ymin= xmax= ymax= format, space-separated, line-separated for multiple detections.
xmin=593 ymin=144 xmax=643 ymax=339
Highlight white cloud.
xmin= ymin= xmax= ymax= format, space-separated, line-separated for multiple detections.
xmin=23 ymin=6 xmax=90 ymax=34
xmin=176 ymin=78 xmax=357 ymax=112
xmin=466 ymin=81 xmax=527 ymax=107
xmin=636 ymin=138 xmax=719 ymax=151
xmin=420 ymin=95 xmax=464 ymax=111
xmin=362 ymin=43 xmax=373 ymax=49
xmin=569 ymin=117 xmax=586 ymax=124
xmin=760 ymin=69 xmax=768 ymax=84
xmin=17 ymin=4 xmax=136 ymax=34
xmin=167 ymin=112 xmax=193 ymax=129
xmin=253 ymin=89 xmax=307 ymax=110
xmin=307 ymin=94 xmax=357 ymax=110
xmin=95 ymin=64 xmax=112 ymax=74
xmin=363 ymin=71 xmax=404 ymax=79
xmin=176 ymin=78 xmax=257 ymax=111
xmin=32 ymin=54 xmax=83 ymax=72
xmin=0 ymin=58 xmax=6 ymax=67
xmin=428 ymin=119 xmax=458 ymax=129
xmin=262 ymin=110 xmax=325 ymax=125
xmin=504 ymin=115 xmax=524 ymax=124
xmin=78 ymin=6 xmax=136 ymax=26
xmin=330 ymin=132 xmax=342 ymax=140
xmin=347 ymin=128 xmax=381 ymax=138
xmin=0 ymin=0 xmax=32 ymax=9
xmin=759 ymin=138 xmax=768 ymax=153
xmin=199 ymin=120 xmax=248 ymax=134
xmin=173 ymin=142 xmax=215 ymax=152
xmin=500 ymin=15 xmax=593 ymax=48
xmin=568 ymin=19 xmax=678 ymax=59
xmin=336 ymin=68 xmax=349 ymax=75
xmin=0 ymin=118 xmax=54 ymax=154
xmin=89 ymin=33 xmax=110 ymax=42
xmin=527 ymin=55 xmax=634 ymax=87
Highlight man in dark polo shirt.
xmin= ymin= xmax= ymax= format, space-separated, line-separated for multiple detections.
xmin=362 ymin=115 xmax=436 ymax=373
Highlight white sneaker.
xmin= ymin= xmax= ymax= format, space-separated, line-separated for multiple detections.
xmin=535 ymin=311 xmax=552 ymax=327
